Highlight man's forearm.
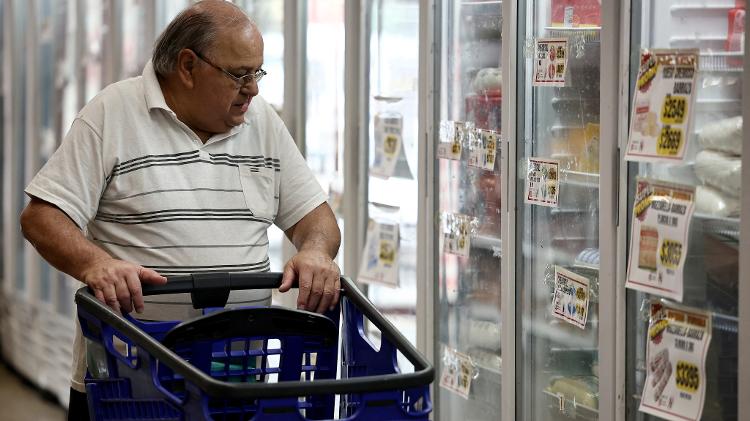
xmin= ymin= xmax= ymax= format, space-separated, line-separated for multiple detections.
xmin=286 ymin=203 xmax=341 ymax=258
xmin=20 ymin=198 xmax=110 ymax=282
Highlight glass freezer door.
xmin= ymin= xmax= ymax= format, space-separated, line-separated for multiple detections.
xmin=434 ymin=1 xmax=503 ymax=419
xmin=362 ymin=0 xmax=420 ymax=353
xmin=624 ymin=2 xmax=742 ymax=421
xmin=515 ymin=1 xmax=602 ymax=420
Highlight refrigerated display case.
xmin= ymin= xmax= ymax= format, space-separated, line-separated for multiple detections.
xmin=433 ymin=1 xmax=503 ymax=419
xmin=514 ymin=1 xmax=603 ymax=420
xmin=624 ymin=2 xmax=743 ymax=420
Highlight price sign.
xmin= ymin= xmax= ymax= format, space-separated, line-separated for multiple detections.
xmin=439 ymin=346 xmax=475 ymax=399
xmin=639 ymin=302 xmax=711 ymax=421
xmin=626 ymin=49 xmax=698 ymax=163
xmin=551 ymin=266 xmax=591 ymax=329
xmin=437 ymin=121 xmax=465 ymax=161
xmin=358 ymin=219 xmax=400 ymax=287
xmin=370 ymin=114 xmax=403 ymax=178
xmin=532 ymin=38 xmax=569 ymax=87
xmin=626 ymin=178 xmax=695 ymax=302
xmin=525 ymin=158 xmax=560 ymax=207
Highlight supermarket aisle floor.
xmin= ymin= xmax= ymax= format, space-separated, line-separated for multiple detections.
xmin=0 ymin=361 xmax=65 ymax=420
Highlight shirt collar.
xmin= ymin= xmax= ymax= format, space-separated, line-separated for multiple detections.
xmin=142 ymin=60 xmax=172 ymax=112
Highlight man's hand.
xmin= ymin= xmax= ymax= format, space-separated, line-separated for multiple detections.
xmin=80 ymin=258 xmax=167 ymax=314
xmin=279 ymin=250 xmax=340 ymax=313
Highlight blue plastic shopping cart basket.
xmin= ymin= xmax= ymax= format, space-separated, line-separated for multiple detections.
xmin=76 ymin=273 xmax=433 ymax=420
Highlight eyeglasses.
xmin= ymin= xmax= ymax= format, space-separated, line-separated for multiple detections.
xmin=194 ymin=51 xmax=267 ymax=88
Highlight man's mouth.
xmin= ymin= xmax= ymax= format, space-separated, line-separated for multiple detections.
xmin=234 ymin=97 xmax=251 ymax=112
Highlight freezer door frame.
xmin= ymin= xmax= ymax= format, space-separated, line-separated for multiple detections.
xmin=740 ymin=7 xmax=750 ymax=421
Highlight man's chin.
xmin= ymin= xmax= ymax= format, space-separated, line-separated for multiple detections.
xmin=227 ymin=114 xmax=247 ymax=127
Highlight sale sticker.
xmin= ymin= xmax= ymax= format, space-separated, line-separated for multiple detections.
xmin=370 ymin=114 xmax=403 ymax=178
xmin=439 ymin=346 xmax=475 ymax=399
xmin=437 ymin=121 xmax=464 ymax=161
xmin=525 ymin=158 xmax=560 ymax=207
xmin=443 ymin=213 xmax=475 ymax=257
xmin=625 ymin=49 xmax=698 ymax=163
xmin=532 ymin=38 xmax=569 ymax=87
xmin=358 ymin=219 xmax=399 ymax=287
xmin=625 ymin=178 xmax=695 ymax=302
xmin=551 ymin=266 xmax=591 ymax=329
xmin=639 ymin=301 xmax=711 ymax=421
xmin=468 ymin=129 xmax=499 ymax=172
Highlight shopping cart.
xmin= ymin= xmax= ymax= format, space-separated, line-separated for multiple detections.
xmin=76 ymin=273 xmax=433 ymax=420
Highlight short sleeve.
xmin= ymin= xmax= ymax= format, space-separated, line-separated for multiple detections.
xmin=272 ymin=116 xmax=328 ymax=231
xmin=25 ymin=118 xmax=108 ymax=229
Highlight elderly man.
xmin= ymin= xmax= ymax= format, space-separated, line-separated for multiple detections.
xmin=19 ymin=1 xmax=341 ymax=419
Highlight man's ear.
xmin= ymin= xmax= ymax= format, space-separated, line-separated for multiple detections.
xmin=175 ymin=49 xmax=198 ymax=89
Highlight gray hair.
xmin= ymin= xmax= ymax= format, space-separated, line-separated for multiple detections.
xmin=152 ymin=3 xmax=249 ymax=77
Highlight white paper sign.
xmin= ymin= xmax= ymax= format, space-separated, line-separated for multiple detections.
xmin=439 ymin=346 xmax=474 ymax=399
xmin=468 ymin=129 xmax=498 ymax=172
xmin=625 ymin=178 xmax=695 ymax=302
xmin=437 ymin=121 xmax=464 ymax=161
xmin=443 ymin=213 xmax=472 ymax=257
xmin=370 ymin=114 xmax=403 ymax=178
xmin=551 ymin=266 xmax=591 ymax=329
xmin=533 ymin=38 xmax=569 ymax=87
xmin=358 ymin=219 xmax=399 ymax=287
xmin=625 ymin=49 xmax=699 ymax=163
xmin=639 ymin=301 xmax=711 ymax=421
xmin=525 ymin=158 xmax=560 ymax=207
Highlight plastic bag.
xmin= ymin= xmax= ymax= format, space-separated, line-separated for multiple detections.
xmin=697 ymin=116 xmax=742 ymax=156
xmin=694 ymin=150 xmax=742 ymax=197
xmin=695 ymin=185 xmax=740 ymax=217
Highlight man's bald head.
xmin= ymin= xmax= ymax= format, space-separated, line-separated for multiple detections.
xmin=152 ymin=0 xmax=259 ymax=77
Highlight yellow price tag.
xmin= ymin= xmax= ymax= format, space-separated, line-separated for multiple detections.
xmin=661 ymin=94 xmax=687 ymax=124
xmin=656 ymin=125 xmax=683 ymax=156
xmin=384 ymin=135 xmax=398 ymax=156
xmin=675 ymin=360 xmax=699 ymax=392
xmin=379 ymin=241 xmax=395 ymax=265
xmin=659 ymin=239 xmax=682 ymax=269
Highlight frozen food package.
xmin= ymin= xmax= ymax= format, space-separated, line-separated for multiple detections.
xmin=694 ymin=150 xmax=742 ymax=197
xmin=697 ymin=116 xmax=742 ymax=156
xmin=695 ymin=185 xmax=740 ymax=217
xmin=471 ymin=67 xmax=502 ymax=93
xmin=547 ymin=376 xmax=599 ymax=408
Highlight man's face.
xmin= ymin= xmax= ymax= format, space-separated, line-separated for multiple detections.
xmin=192 ymin=26 xmax=264 ymax=134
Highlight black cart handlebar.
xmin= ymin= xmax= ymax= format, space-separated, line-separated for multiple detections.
xmin=75 ymin=273 xmax=434 ymax=399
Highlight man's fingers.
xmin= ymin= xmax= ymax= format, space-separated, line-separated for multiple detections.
xmin=126 ymin=272 xmax=145 ymax=314
xmin=331 ymin=275 xmax=341 ymax=312
xmin=316 ymin=273 xmax=336 ymax=314
xmin=102 ymin=284 xmax=121 ymax=313
xmin=139 ymin=267 xmax=167 ymax=284
xmin=279 ymin=263 xmax=296 ymax=293
xmin=305 ymin=270 xmax=324 ymax=313
xmin=93 ymin=287 xmax=106 ymax=305
xmin=296 ymin=270 xmax=314 ymax=311
xmin=114 ymin=279 xmax=133 ymax=314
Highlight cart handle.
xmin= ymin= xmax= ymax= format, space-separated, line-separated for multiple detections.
xmin=76 ymin=275 xmax=434 ymax=399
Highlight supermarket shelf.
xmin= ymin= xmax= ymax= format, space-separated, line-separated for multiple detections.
xmin=699 ymin=51 xmax=744 ymax=73
xmin=473 ymin=233 xmax=502 ymax=255
xmin=543 ymin=389 xmax=599 ymax=421
xmin=559 ymin=169 xmax=600 ymax=188
xmin=693 ymin=212 xmax=740 ymax=244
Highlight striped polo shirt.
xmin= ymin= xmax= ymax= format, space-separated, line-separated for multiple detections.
xmin=26 ymin=61 xmax=327 ymax=321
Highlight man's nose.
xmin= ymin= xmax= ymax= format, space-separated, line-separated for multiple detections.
xmin=240 ymin=80 xmax=259 ymax=96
